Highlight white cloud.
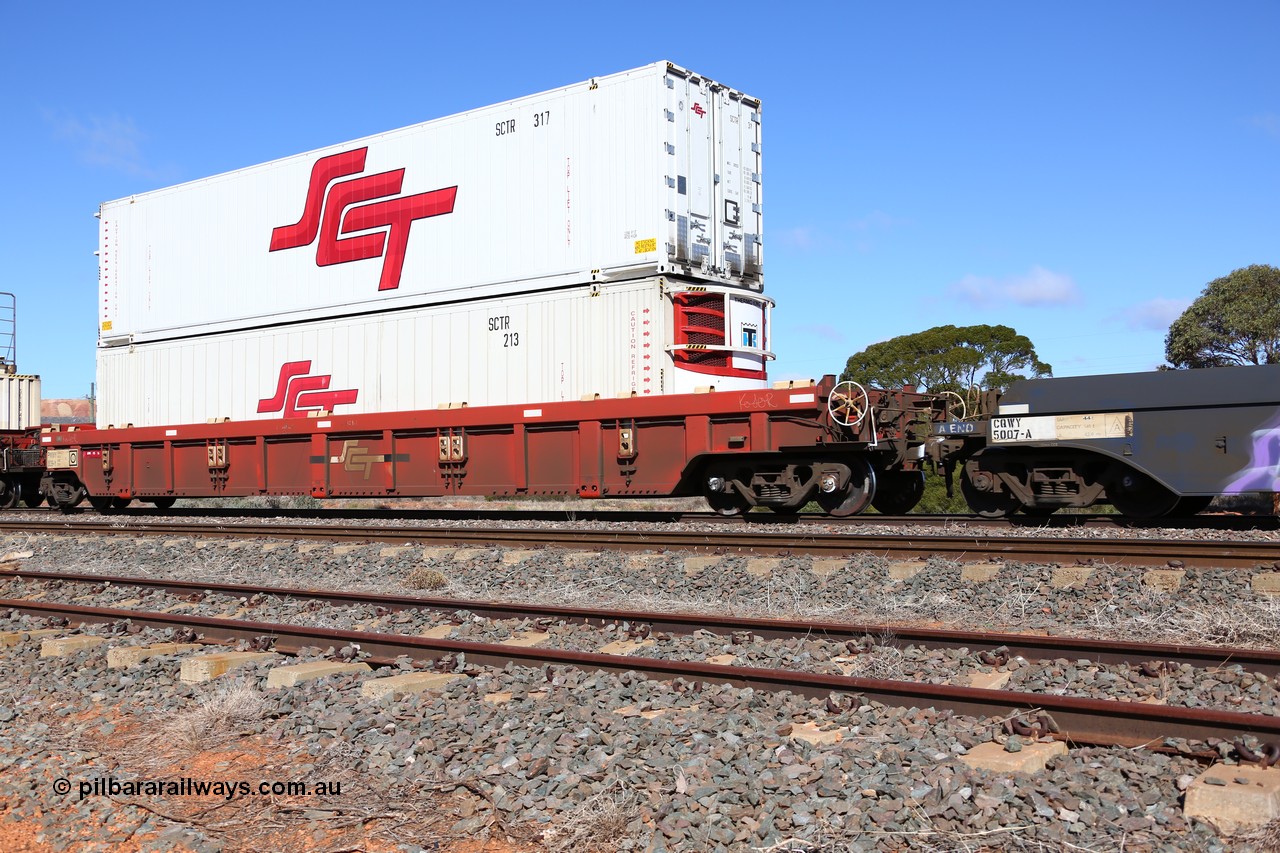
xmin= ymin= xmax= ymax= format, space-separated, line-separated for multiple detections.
xmin=44 ymin=110 xmax=163 ymax=178
xmin=1251 ymin=113 xmax=1280 ymax=140
xmin=777 ymin=211 xmax=908 ymax=253
xmin=793 ymin=323 xmax=846 ymax=343
xmin=949 ymin=265 xmax=1081 ymax=307
xmin=847 ymin=210 xmax=908 ymax=253
xmin=1120 ymin=297 xmax=1190 ymax=331
xmin=776 ymin=226 xmax=822 ymax=250
xmin=848 ymin=210 xmax=907 ymax=232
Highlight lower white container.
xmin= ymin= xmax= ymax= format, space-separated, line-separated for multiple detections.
xmin=0 ymin=375 xmax=41 ymax=430
xmin=95 ymin=277 xmax=772 ymax=428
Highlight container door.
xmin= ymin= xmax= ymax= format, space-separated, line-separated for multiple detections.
xmin=668 ymin=71 xmax=715 ymax=272
xmin=666 ymin=68 xmax=762 ymax=284
xmin=715 ymin=93 xmax=762 ymax=282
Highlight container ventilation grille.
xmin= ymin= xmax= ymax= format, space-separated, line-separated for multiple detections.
xmin=673 ymin=292 xmax=728 ymax=369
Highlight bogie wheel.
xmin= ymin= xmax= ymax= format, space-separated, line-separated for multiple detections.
xmin=817 ymin=458 xmax=877 ymax=517
xmin=1020 ymin=505 xmax=1059 ymax=518
xmin=705 ymin=490 xmax=750 ymax=517
xmin=0 ymin=478 xmax=19 ymax=510
xmin=86 ymin=494 xmax=116 ymax=513
xmin=150 ymin=497 xmax=177 ymax=510
xmin=22 ymin=492 xmax=44 ymax=508
xmin=52 ymin=484 xmax=86 ymax=513
xmin=960 ymin=469 xmax=1020 ymax=518
xmin=870 ymin=471 xmax=925 ymax=515
xmin=110 ymin=497 xmax=133 ymax=510
xmin=1108 ymin=469 xmax=1180 ymax=519
xmin=828 ymin=381 xmax=871 ymax=429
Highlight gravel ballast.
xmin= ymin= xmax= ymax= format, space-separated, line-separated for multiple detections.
xmin=1 ymin=530 xmax=1279 ymax=850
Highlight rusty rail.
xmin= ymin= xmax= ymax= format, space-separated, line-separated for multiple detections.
xmin=6 ymin=568 xmax=1280 ymax=677
xmin=5 ymin=595 xmax=1280 ymax=748
xmin=2 ymin=517 xmax=1278 ymax=568
xmin=10 ymin=504 xmax=1280 ymax=532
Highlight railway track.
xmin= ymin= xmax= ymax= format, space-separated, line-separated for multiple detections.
xmin=10 ymin=503 xmax=1280 ymax=531
xmin=5 ymin=569 xmax=1280 ymax=749
xmin=10 ymin=568 xmax=1280 ymax=677
xmin=4 ymin=516 xmax=1279 ymax=569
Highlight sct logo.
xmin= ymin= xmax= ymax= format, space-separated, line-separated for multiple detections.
xmin=258 ymin=360 xmax=359 ymax=418
xmin=270 ymin=148 xmax=457 ymax=291
xmin=691 ymin=103 xmax=705 ymax=118
xmin=329 ymin=440 xmax=386 ymax=480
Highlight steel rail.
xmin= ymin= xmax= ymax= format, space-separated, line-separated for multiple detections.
xmin=2 ymin=517 xmax=1278 ymax=568
xmin=7 ymin=568 xmax=1280 ymax=677
xmin=13 ymin=504 xmax=1280 ymax=532
xmin=3 ymin=596 xmax=1277 ymax=748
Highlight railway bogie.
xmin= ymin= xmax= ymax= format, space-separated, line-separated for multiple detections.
xmin=0 ymin=432 xmax=46 ymax=509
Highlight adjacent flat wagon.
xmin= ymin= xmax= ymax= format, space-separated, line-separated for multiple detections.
xmin=931 ymin=364 xmax=1280 ymax=518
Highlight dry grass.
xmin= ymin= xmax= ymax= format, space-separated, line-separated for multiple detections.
xmin=755 ymin=566 xmax=845 ymax=620
xmin=405 ymin=566 xmax=449 ymax=591
xmin=150 ymin=679 xmax=268 ymax=753
xmin=540 ymin=784 xmax=641 ymax=852
xmin=1085 ymin=582 xmax=1280 ymax=650
xmin=838 ymin=633 xmax=907 ymax=681
xmin=859 ymin=587 xmax=959 ymax=623
xmin=1234 ymin=817 xmax=1280 ymax=850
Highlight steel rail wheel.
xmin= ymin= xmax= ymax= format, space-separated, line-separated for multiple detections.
xmin=960 ymin=468 xmax=1019 ymax=519
xmin=817 ymin=458 xmax=876 ymax=517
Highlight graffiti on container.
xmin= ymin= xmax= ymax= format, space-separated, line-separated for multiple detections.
xmin=1223 ymin=414 xmax=1280 ymax=493
xmin=270 ymin=147 xmax=458 ymax=292
xmin=258 ymin=361 xmax=359 ymax=418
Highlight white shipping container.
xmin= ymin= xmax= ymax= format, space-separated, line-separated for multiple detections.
xmin=95 ymin=278 xmax=772 ymax=428
xmin=0 ymin=375 xmax=41 ymax=430
xmin=99 ymin=61 xmax=763 ymax=346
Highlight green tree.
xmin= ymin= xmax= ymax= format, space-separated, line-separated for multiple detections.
xmin=1165 ymin=265 xmax=1280 ymax=368
xmin=841 ymin=324 xmax=1051 ymax=406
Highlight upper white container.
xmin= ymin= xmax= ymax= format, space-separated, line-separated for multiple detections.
xmin=98 ymin=61 xmax=763 ymax=346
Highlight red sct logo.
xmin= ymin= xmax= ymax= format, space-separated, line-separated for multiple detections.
xmin=270 ymin=148 xmax=457 ymax=291
xmin=691 ymin=103 xmax=705 ymax=118
xmin=258 ymin=360 xmax=359 ymax=418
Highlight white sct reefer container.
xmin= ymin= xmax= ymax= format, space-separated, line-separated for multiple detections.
xmin=98 ymin=61 xmax=764 ymax=346
xmin=95 ymin=278 xmax=773 ymax=428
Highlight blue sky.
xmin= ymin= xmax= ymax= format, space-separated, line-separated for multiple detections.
xmin=2 ymin=3 xmax=1276 ymax=399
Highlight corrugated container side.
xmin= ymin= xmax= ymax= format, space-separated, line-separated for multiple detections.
xmin=96 ymin=277 xmax=773 ymax=428
xmin=0 ymin=375 xmax=41 ymax=430
xmin=99 ymin=61 xmax=764 ymax=346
